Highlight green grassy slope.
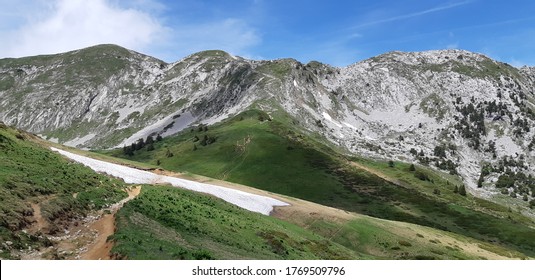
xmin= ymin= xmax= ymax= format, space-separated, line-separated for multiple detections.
xmin=2 ymin=121 xmax=527 ymax=260
xmin=103 ymin=110 xmax=535 ymax=257
xmin=111 ymin=185 xmax=507 ymax=260
xmin=0 ymin=123 xmax=127 ymax=259
xmin=111 ymin=185 xmax=361 ymax=260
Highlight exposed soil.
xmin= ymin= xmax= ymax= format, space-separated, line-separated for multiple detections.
xmin=80 ymin=213 xmax=115 ymax=260
xmin=80 ymin=186 xmax=141 ymax=260
xmin=27 ymin=195 xmax=56 ymax=234
xmin=28 ymin=203 xmax=48 ymax=234
xmin=19 ymin=186 xmax=141 ymax=260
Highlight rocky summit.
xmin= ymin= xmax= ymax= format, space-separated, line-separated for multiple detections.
xmin=1 ymin=44 xmax=534 ymax=204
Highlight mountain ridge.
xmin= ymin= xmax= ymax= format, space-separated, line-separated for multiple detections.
xmin=1 ymin=44 xmax=534 ymax=209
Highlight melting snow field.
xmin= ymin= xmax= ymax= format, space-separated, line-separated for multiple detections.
xmin=50 ymin=147 xmax=289 ymax=215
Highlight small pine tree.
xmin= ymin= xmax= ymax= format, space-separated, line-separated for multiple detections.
xmin=453 ymin=185 xmax=459 ymax=193
xmin=136 ymin=138 xmax=145 ymax=150
xmin=388 ymin=160 xmax=395 ymax=168
xmin=165 ymin=149 xmax=174 ymax=158
xmin=146 ymin=143 xmax=155 ymax=151
xmin=523 ymin=194 xmax=529 ymax=201
xmin=200 ymin=135 xmax=208 ymax=146
xmin=459 ymin=185 xmax=467 ymax=196
xmin=156 ymin=159 xmax=161 ymax=165
xmin=123 ymin=145 xmax=134 ymax=156
xmin=146 ymin=135 xmax=154 ymax=145
xmin=193 ymin=144 xmax=197 ymax=151
xmin=156 ymin=134 xmax=163 ymax=141
xmin=409 ymin=164 xmax=416 ymax=171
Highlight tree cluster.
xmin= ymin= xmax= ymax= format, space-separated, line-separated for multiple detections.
xmin=122 ymin=134 xmax=162 ymax=156
xmin=453 ymin=103 xmax=486 ymax=150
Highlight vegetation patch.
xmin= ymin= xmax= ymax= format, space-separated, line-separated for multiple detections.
xmin=110 ymin=185 xmax=357 ymax=260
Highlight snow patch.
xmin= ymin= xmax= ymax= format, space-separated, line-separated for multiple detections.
xmin=50 ymin=147 xmax=289 ymax=215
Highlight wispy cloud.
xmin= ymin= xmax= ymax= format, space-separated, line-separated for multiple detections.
xmin=352 ymin=1 xmax=473 ymax=29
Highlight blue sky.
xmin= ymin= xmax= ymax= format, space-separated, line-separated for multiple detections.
xmin=1 ymin=0 xmax=534 ymax=66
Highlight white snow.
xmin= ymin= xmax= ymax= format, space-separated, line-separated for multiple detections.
xmin=50 ymin=147 xmax=289 ymax=215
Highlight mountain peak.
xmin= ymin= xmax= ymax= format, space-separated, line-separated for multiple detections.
xmin=365 ymin=49 xmax=495 ymax=67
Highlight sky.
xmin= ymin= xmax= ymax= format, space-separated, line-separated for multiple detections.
xmin=1 ymin=0 xmax=534 ymax=67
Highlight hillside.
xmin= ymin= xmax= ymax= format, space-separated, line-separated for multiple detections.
xmin=103 ymin=109 xmax=535 ymax=257
xmin=0 ymin=122 xmax=127 ymax=259
xmin=2 ymin=123 xmax=524 ymax=260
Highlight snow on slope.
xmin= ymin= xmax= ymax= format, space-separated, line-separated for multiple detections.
xmin=50 ymin=147 xmax=289 ymax=215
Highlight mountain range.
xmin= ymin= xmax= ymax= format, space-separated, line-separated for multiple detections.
xmin=1 ymin=44 xmax=535 ymax=259
xmin=1 ymin=44 xmax=534 ymax=206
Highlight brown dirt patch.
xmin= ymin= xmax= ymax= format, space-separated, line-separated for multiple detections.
xmin=29 ymin=203 xmax=48 ymax=234
xmin=79 ymin=186 xmax=141 ymax=260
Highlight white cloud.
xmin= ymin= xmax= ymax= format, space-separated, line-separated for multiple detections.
xmin=0 ymin=0 xmax=262 ymax=62
xmin=0 ymin=0 xmax=168 ymax=58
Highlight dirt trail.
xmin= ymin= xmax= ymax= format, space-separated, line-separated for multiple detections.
xmin=29 ymin=203 xmax=48 ymax=233
xmin=28 ymin=195 xmax=56 ymax=234
xmin=80 ymin=186 xmax=141 ymax=260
